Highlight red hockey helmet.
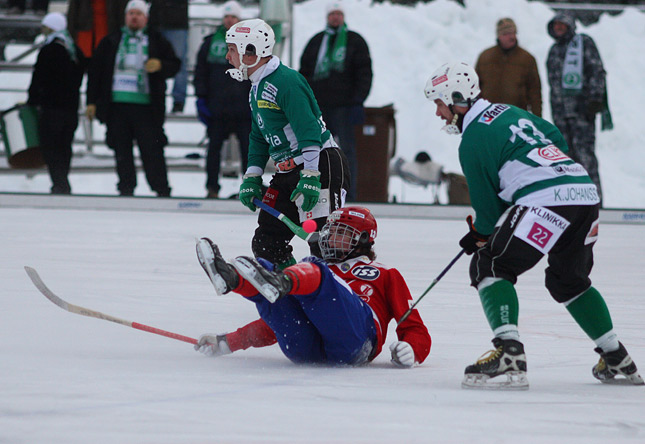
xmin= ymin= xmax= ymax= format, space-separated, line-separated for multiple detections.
xmin=318 ymin=206 xmax=378 ymax=262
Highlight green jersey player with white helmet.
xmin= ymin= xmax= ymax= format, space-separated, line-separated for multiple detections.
xmin=225 ymin=19 xmax=351 ymax=269
xmin=425 ymin=61 xmax=642 ymax=390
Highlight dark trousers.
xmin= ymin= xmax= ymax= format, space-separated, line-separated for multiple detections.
xmin=470 ymin=204 xmax=599 ymax=303
xmin=8 ymin=0 xmax=49 ymax=11
xmin=205 ymin=116 xmax=250 ymax=194
xmin=39 ymin=107 xmax=77 ymax=194
xmin=252 ymin=147 xmax=351 ymax=265
xmin=554 ymin=116 xmax=602 ymax=202
xmin=321 ymin=106 xmax=359 ymax=201
xmin=106 ymin=103 xmax=170 ymax=196
xmin=248 ymin=261 xmax=376 ymax=365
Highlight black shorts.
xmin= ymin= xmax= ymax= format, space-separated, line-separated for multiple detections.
xmin=252 ymin=147 xmax=351 ymax=264
xmin=469 ymin=204 xmax=600 ymax=303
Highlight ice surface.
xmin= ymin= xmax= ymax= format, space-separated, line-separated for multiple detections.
xmin=1 ymin=207 xmax=644 ymax=443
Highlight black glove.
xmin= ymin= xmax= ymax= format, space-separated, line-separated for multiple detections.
xmin=459 ymin=215 xmax=489 ymax=255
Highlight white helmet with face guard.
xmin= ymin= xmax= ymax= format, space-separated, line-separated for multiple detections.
xmin=225 ymin=19 xmax=275 ymax=81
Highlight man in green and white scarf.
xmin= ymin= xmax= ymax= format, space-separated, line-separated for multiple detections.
xmin=86 ymin=0 xmax=180 ymax=197
xmin=299 ymin=1 xmax=373 ymax=202
xmin=546 ymin=11 xmax=610 ymax=203
xmin=193 ymin=0 xmax=251 ymax=199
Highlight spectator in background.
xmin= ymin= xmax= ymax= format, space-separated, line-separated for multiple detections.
xmin=150 ymin=0 xmax=189 ymax=113
xmin=299 ymin=0 xmax=372 ymax=202
xmin=67 ymin=0 xmax=130 ymax=58
xmin=475 ymin=18 xmax=542 ymax=117
xmin=7 ymin=0 xmax=49 ymax=15
xmin=547 ymin=12 xmax=610 ymax=203
xmin=27 ymin=12 xmax=86 ymax=194
xmin=85 ymin=0 xmax=180 ymax=197
xmin=193 ymin=0 xmax=250 ymax=199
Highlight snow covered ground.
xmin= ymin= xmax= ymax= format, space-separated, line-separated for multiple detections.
xmin=1 ymin=205 xmax=644 ymax=443
xmin=1 ymin=0 xmax=645 ymax=208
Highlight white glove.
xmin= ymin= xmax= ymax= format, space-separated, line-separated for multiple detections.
xmin=389 ymin=341 xmax=416 ymax=368
xmin=194 ymin=333 xmax=232 ymax=357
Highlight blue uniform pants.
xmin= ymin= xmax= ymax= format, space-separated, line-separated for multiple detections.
xmin=247 ymin=263 xmax=376 ymax=365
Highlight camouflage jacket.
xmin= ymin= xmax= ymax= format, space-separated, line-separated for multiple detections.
xmin=546 ymin=13 xmax=606 ymax=120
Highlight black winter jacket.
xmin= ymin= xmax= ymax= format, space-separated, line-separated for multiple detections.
xmin=86 ymin=28 xmax=180 ymax=125
xmin=299 ymin=28 xmax=372 ymax=108
xmin=28 ymin=38 xmax=87 ymax=110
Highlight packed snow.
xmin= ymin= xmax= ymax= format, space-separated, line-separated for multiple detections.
xmin=1 ymin=207 xmax=644 ymax=443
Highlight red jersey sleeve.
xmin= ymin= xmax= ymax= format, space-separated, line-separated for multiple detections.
xmin=386 ymin=268 xmax=432 ymax=364
xmin=225 ymin=318 xmax=277 ymax=352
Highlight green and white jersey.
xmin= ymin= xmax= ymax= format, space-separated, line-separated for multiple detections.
xmin=459 ymin=99 xmax=599 ymax=235
xmin=247 ymin=57 xmax=337 ymax=172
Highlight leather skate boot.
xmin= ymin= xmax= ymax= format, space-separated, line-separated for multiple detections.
xmin=462 ymin=338 xmax=528 ymax=390
xmin=593 ymin=342 xmax=644 ymax=385
xmin=196 ymin=238 xmax=239 ymax=295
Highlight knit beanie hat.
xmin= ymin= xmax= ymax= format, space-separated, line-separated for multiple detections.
xmin=222 ymin=0 xmax=242 ymax=19
xmin=326 ymin=1 xmax=344 ymax=15
xmin=496 ymin=18 xmax=517 ymax=35
xmin=125 ymin=0 xmax=150 ymax=16
xmin=41 ymin=12 xmax=67 ymax=32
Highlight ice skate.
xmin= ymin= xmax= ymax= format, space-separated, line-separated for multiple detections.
xmin=593 ymin=342 xmax=644 ymax=385
xmin=196 ymin=238 xmax=239 ymax=295
xmin=462 ymin=338 xmax=529 ymax=390
xmin=232 ymin=256 xmax=292 ymax=303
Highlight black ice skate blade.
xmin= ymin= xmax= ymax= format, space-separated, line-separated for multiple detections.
xmin=461 ymin=372 xmax=529 ymax=391
xmin=597 ymin=375 xmax=645 ymax=386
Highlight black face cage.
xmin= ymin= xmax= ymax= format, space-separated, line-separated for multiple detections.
xmin=318 ymin=222 xmax=362 ymax=262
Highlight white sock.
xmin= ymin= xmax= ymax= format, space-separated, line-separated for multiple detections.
xmin=595 ymin=330 xmax=619 ymax=353
xmin=493 ymin=324 xmax=520 ymax=341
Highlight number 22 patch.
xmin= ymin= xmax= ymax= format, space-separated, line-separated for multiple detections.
xmin=513 ymin=207 xmax=570 ymax=254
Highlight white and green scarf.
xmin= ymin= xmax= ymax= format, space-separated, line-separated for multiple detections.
xmin=313 ymin=24 xmax=347 ymax=80
xmin=112 ymin=26 xmax=151 ymax=104
xmin=206 ymin=26 xmax=228 ymax=64
xmin=562 ymin=34 xmax=583 ymax=96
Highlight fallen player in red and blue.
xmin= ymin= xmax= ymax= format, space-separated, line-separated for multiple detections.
xmin=195 ymin=206 xmax=431 ymax=367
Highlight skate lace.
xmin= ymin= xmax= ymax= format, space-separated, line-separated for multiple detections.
xmin=475 ymin=346 xmax=503 ymax=365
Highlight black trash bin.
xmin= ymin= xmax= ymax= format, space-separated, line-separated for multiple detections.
xmin=354 ymin=105 xmax=396 ymax=202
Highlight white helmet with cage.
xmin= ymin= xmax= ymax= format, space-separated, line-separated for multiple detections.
xmin=225 ymin=18 xmax=275 ymax=81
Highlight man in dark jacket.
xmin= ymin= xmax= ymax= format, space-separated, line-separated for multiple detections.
xmin=546 ymin=12 xmax=609 ymax=202
xmin=475 ymin=18 xmax=542 ymax=117
xmin=28 ymin=12 xmax=87 ymax=194
xmin=299 ymin=1 xmax=372 ymax=201
xmin=86 ymin=0 xmax=180 ymax=197
xmin=193 ymin=0 xmax=250 ymax=198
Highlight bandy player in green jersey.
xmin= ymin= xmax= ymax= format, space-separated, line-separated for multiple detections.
xmin=224 ymin=19 xmax=350 ymax=269
xmin=425 ymin=62 xmax=642 ymax=390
